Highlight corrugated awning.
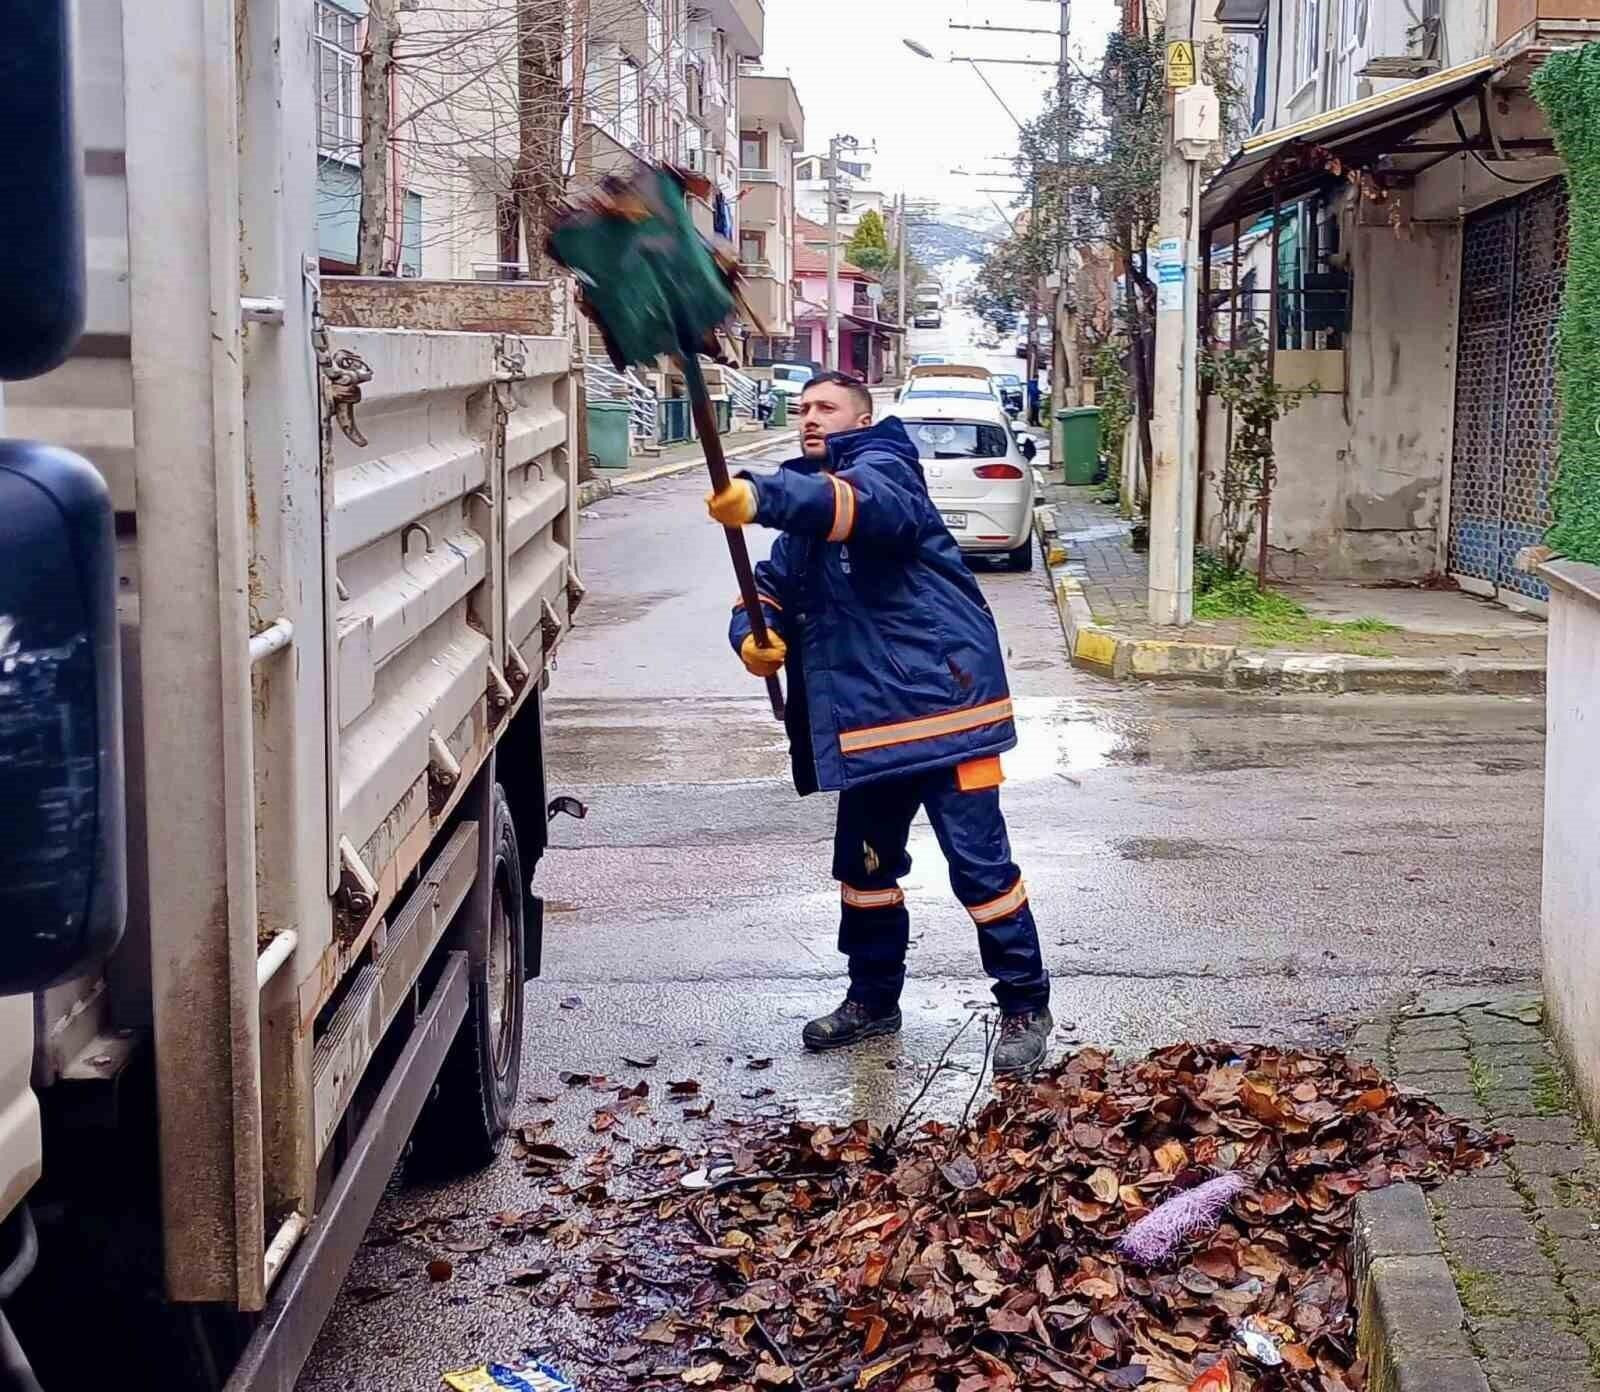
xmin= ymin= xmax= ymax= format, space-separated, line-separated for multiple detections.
xmin=1201 ymin=56 xmax=1500 ymax=234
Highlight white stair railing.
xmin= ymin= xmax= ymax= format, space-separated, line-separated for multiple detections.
xmin=714 ymin=359 xmax=759 ymax=420
xmin=584 ymin=356 xmax=659 ymax=443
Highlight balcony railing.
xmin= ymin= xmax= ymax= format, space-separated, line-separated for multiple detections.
xmin=740 ymin=166 xmax=779 ymax=183
xmin=740 ymin=258 xmax=776 ymax=278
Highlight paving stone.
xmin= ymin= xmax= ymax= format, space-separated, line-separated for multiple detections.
xmin=1459 ymin=1237 xmax=1551 ymax=1276
xmin=1473 ymin=1064 xmax=1540 ymax=1091
xmin=1469 ymin=1315 xmax=1591 ymax=1365
xmin=1539 ymin=1208 xmax=1600 ymax=1241
xmin=1486 ymin=1365 xmax=1600 ymax=1392
xmin=1464 ymin=1020 xmax=1546 ymax=1046
xmin=1497 ymin=1116 xmax=1586 ymax=1148
xmin=1562 ymin=1271 xmax=1600 ymax=1311
xmin=1472 ymin=1042 xmax=1556 ymax=1071
xmin=1550 ymin=1238 xmax=1600 ymax=1275
xmin=1434 ymin=1173 xmax=1524 ymax=1209
xmin=1432 ymin=1091 xmax=1492 ymax=1120
xmin=1400 ymin=1067 xmax=1476 ymax=1092
xmin=1396 ymin=1019 xmax=1469 ymax=1045
xmin=1510 ymin=1144 xmax=1599 ymax=1178
xmin=1392 ymin=1357 xmax=1492 ymax=1392
xmin=1520 ymin=1174 xmax=1600 ymax=1212
xmin=1483 ymin=1089 xmax=1545 ymax=1119
xmin=1395 ymin=1047 xmax=1472 ymax=1071
xmin=1439 ymin=1207 xmax=1541 ymax=1243
xmin=1474 ymin=1273 xmax=1571 ymax=1318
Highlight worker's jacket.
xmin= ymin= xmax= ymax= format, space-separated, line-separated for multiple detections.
xmin=728 ymin=416 xmax=1017 ymax=791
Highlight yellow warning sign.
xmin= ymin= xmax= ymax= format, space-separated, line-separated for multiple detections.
xmin=1166 ymin=39 xmax=1196 ymax=89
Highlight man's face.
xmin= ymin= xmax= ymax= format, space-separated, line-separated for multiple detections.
xmin=798 ymin=382 xmax=873 ymax=459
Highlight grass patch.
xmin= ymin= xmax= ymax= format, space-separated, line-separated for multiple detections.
xmin=1469 ymin=1056 xmax=1501 ymax=1102
xmin=1452 ymin=1263 xmax=1503 ymax=1319
xmin=1192 ymin=564 xmax=1401 ymax=654
xmin=1532 ymin=1058 xmax=1574 ymax=1118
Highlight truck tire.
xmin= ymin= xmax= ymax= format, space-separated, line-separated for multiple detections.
xmin=409 ymin=783 xmax=525 ymax=1177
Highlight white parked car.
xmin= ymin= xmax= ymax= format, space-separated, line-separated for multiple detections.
xmin=767 ymin=362 xmax=814 ymax=399
xmin=884 ymin=395 xmax=1039 ymax=571
xmin=896 ymin=363 xmax=1004 ymax=410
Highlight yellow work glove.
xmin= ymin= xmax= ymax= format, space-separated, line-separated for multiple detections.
xmin=707 ymin=479 xmax=758 ymax=527
xmin=740 ymin=632 xmax=787 ymax=678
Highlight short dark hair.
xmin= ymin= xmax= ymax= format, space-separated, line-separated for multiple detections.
xmin=801 ymin=370 xmax=872 ymax=418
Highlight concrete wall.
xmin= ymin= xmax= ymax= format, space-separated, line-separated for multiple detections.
xmin=1203 ymin=201 xmax=1460 ymax=580
xmin=1540 ymin=562 xmax=1600 ymax=1125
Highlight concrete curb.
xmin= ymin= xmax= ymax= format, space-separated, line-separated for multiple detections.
xmin=1353 ymin=1184 xmax=1490 ymax=1392
xmin=580 ymin=430 xmax=800 ymax=511
xmin=1031 ymin=508 xmax=1546 ymax=695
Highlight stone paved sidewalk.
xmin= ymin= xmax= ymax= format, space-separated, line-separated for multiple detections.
xmin=1038 ymin=479 xmax=1150 ymax=623
xmin=1347 ymin=992 xmax=1600 ymax=1392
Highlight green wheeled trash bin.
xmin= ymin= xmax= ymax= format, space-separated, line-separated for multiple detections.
xmin=587 ymin=398 xmax=631 ymax=470
xmin=1055 ymin=406 xmax=1101 ymax=486
xmin=768 ymin=392 xmax=788 ymax=429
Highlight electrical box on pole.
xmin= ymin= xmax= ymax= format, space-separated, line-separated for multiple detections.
xmin=1174 ymin=85 xmax=1220 ymax=161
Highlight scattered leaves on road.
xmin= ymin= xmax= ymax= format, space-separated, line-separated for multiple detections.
xmin=588 ymin=1041 xmax=1505 ymax=1391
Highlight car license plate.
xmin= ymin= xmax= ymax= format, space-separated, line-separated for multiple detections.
xmin=940 ymin=512 xmax=968 ymax=530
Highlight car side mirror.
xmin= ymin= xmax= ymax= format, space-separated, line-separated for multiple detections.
xmin=0 ymin=442 xmax=126 ymax=993
xmin=1019 ymin=438 xmax=1037 ymax=461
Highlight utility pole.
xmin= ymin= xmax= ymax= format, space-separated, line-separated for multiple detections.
xmin=896 ymin=191 xmax=908 ymax=377
xmin=1146 ymin=7 xmax=1213 ymax=625
xmin=1052 ymin=0 xmax=1075 ymax=418
xmin=825 ymin=135 xmax=841 ymax=371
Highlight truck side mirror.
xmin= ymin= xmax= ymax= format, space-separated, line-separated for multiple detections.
xmin=0 ymin=443 xmax=126 ymax=992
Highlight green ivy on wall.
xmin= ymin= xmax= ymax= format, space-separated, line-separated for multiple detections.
xmin=1533 ymin=45 xmax=1600 ymax=566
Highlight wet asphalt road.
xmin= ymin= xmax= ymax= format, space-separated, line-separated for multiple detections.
xmin=299 ymin=440 xmax=1545 ymax=1390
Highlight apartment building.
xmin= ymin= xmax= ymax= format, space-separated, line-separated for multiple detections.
xmin=1201 ymin=0 xmax=1586 ymax=606
xmin=736 ymin=72 xmax=804 ymax=353
xmin=579 ymin=0 xmax=764 ymax=249
xmin=794 ymin=152 xmax=887 ymax=239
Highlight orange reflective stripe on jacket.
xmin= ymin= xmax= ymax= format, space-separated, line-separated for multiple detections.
xmin=838 ymin=698 xmax=1014 ymax=757
xmin=825 ymin=473 xmax=856 ymax=543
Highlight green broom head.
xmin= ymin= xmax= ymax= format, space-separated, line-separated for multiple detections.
xmin=547 ymin=163 xmax=740 ymax=370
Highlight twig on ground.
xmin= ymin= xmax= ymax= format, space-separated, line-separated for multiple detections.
xmin=886 ymin=1012 xmax=978 ymax=1146
xmin=958 ymin=1011 xmax=999 ymax=1134
xmin=795 ymin=1343 xmax=919 ymax=1392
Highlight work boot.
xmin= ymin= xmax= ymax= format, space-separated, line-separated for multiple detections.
xmin=802 ymin=999 xmax=902 ymax=1052
xmin=993 ymin=1006 xmax=1054 ymax=1077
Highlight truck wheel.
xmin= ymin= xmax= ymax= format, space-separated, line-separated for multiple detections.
xmin=409 ymin=784 xmax=525 ymax=1177
xmin=1006 ymin=538 xmax=1035 ymax=572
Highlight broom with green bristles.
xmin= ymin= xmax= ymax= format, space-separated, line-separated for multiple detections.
xmin=548 ymin=163 xmax=784 ymax=719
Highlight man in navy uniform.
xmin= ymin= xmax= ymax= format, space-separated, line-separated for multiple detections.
xmin=707 ymin=372 xmax=1052 ymax=1075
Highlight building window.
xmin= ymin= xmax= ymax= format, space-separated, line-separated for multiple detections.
xmin=740 ymin=132 xmax=766 ymax=171
xmin=315 ymin=1 xmax=361 ymax=155
xmin=645 ymin=98 xmax=659 ymax=153
xmin=617 ymin=60 xmax=641 ymax=146
xmin=740 ymin=231 xmax=765 ymax=265
xmin=1294 ymin=0 xmax=1322 ymax=88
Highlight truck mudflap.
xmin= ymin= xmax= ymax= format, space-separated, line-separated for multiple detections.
xmin=222 ymin=953 xmax=468 ymax=1392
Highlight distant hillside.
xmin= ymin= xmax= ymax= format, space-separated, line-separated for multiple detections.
xmin=909 ymin=218 xmax=997 ymax=269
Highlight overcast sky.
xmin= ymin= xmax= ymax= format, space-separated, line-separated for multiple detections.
xmin=761 ymin=0 xmax=1120 ymax=216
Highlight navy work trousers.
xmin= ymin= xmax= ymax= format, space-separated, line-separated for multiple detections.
xmin=831 ymin=766 xmax=1049 ymax=1015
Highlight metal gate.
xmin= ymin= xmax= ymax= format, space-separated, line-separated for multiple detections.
xmin=1448 ymin=178 xmax=1568 ymax=604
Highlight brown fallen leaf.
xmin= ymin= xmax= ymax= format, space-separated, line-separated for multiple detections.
xmin=624 ymin=1054 xmax=660 ymax=1068
xmin=425 ymin=1259 xmax=453 ymax=1283
xmin=573 ymin=1288 xmax=623 ymax=1314
xmin=669 ymin=1079 xmax=702 ymax=1096
xmin=681 ymin=1361 xmax=724 ymax=1386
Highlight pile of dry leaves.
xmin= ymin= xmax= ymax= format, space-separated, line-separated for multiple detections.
xmin=599 ymin=1041 xmax=1503 ymax=1392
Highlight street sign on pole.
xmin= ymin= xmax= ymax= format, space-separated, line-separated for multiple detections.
xmin=1166 ymin=39 xmax=1196 ymax=89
